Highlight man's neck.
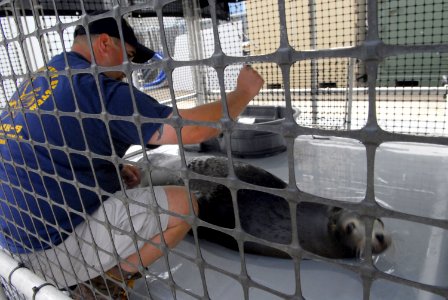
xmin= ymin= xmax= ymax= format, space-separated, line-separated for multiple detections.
xmin=71 ymin=43 xmax=92 ymax=63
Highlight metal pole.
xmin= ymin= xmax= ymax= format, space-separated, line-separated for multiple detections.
xmin=182 ymin=0 xmax=207 ymax=105
xmin=0 ymin=251 xmax=71 ymax=300
xmin=11 ymin=14 xmax=38 ymax=72
xmin=308 ymin=0 xmax=318 ymax=125
xmin=33 ymin=2 xmax=51 ymax=64
xmin=345 ymin=58 xmax=355 ymax=130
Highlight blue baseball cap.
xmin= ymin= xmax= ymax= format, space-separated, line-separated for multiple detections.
xmin=74 ymin=17 xmax=155 ymax=63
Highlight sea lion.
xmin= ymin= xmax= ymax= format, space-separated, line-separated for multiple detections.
xmin=140 ymin=154 xmax=391 ymax=259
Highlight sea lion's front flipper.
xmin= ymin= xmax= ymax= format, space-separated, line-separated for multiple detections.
xmin=138 ymin=153 xmax=183 ymax=187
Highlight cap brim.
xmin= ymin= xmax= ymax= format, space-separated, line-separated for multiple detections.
xmin=133 ymin=43 xmax=155 ymax=64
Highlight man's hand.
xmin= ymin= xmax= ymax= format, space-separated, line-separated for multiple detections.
xmin=235 ymin=65 xmax=265 ymax=100
xmin=121 ymin=164 xmax=141 ymax=188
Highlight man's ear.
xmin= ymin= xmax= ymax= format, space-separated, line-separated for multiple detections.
xmin=94 ymin=33 xmax=111 ymax=58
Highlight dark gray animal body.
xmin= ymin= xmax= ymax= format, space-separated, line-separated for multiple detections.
xmin=143 ymin=154 xmax=390 ymax=259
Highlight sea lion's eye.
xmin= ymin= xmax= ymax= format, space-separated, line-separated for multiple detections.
xmin=345 ymin=222 xmax=355 ymax=235
xmin=375 ymin=233 xmax=384 ymax=243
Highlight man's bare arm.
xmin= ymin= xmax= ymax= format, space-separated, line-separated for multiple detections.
xmin=148 ymin=66 xmax=264 ymax=145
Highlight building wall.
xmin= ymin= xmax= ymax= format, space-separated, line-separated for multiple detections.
xmin=246 ymin=0 xmax=364 ymax=89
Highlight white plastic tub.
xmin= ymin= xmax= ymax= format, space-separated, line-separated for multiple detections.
xmin=129 ymin=138 xmax=447 ymax=300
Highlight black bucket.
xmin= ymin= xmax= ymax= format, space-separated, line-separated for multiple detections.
xmin=185 ymin=106 xmax=300 ymax=158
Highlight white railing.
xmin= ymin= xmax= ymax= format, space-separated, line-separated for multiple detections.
xmin=0 ymin=251 xmax=71 ymax=300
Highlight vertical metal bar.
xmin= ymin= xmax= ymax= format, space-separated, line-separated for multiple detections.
xmin=345 ymin=57 xmax=355 ymax=130
xmin=182 ymin=0 xmax=206 ymax=105
xmin=308 ymin=0 xmax=318 ymax=124
xmin=32 ymin=2 xmax=50 ymax=64
xmin=10 ymin=13 xmax=38 ymax=72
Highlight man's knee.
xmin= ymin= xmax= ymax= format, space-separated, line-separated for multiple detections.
xmin=164 ymin=186 xmax=198 ymax=225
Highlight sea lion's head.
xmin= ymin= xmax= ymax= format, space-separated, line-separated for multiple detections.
xmin=328 ymin=208 xmax=391 ymax=258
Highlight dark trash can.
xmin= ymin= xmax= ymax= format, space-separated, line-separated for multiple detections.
xmin=185 ymin=106 xmax=300 ymax=158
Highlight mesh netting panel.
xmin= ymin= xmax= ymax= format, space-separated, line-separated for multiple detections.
xmin=0 ymin=0 xmax=446 ymax=299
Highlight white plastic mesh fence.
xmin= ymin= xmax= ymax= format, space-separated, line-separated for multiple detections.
xmin=0 ymin=0 xmax=446 ymax=299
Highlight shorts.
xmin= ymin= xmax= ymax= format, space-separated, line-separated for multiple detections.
xmin=16 ymin=186 xmax=169 ymax=288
